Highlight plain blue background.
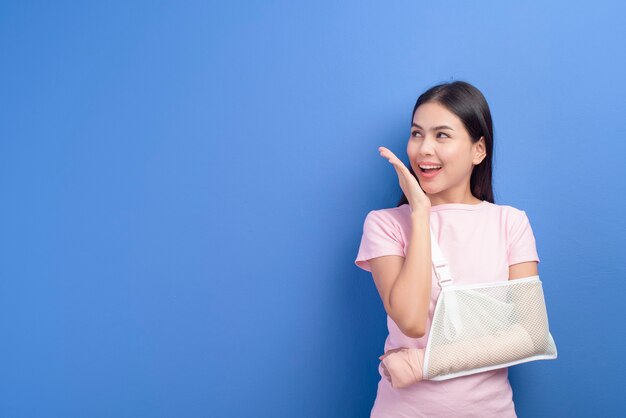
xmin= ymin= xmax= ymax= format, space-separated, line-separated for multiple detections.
xmin=1 ymin=1 xmax=624 ymax=417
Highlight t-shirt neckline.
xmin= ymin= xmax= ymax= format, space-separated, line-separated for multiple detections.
xmin=429 ymin=200 xmax=488 ymax=211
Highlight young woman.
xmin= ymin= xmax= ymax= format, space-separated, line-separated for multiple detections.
xmin=355 ymin=80 xmax=540 ymax=417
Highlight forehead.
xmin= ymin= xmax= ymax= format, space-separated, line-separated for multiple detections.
xmin=412 ymin=102 xmax=462 ymax=128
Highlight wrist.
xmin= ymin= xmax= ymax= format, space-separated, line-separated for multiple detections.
xmin=410 ymin=208 xmax=430 ymax=220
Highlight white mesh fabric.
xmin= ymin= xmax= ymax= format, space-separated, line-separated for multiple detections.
xmin=423 ymin=276 xmax=557 ymax=381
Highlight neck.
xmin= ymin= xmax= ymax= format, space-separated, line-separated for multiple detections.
xmin=426 ymin=189 xmax=481 ymax=206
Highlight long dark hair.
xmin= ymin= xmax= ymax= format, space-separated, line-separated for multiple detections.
xmin=397 ymin=80 xmax=495 ymax=207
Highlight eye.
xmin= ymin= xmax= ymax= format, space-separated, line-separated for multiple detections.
xmin=411 ymin=131 xmax=450 ymax=138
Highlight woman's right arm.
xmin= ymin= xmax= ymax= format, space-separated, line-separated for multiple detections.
xmin=368 ymin=208 xmax=432 ymax=338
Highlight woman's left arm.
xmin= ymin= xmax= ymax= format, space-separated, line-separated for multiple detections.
xmin=509 ymin=261 xmax=538 ymax=279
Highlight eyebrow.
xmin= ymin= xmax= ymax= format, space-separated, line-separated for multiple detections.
xmin=412 ymin=123 xmax=455 ymax=131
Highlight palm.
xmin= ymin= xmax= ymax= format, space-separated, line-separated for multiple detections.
xmin=378 ymin=146 xmax=431 ymax=212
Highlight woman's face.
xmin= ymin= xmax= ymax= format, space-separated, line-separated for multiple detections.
xmin=407 ymin=101 xmax=486 ymax=199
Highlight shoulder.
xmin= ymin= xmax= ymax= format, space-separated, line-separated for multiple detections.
xmin=491 ymin=203 xmax=540 ymax=264
xmin=366 ymin=204 xmax=410 ymax=221
xmin=355 ymin=205 xmax=411 ymax=271
xmin=361 ymin=204 xmax=412 ymax=237
xmin=363 ymin=204 xmax=411 ymax=228
xmin=487 ymin=202 xmax=538 ymax=250
xmin=483 ymin=201 xmax=530 ymax=224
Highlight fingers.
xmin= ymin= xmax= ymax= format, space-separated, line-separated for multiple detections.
xmin=380 ymin=354 xmax=389 ymax=382
xmin=379 ymin=347 xmax=405 ymax=361
xmin=380 ymin=362 xmax=391 ymax=383
xmin=378 ymin=146 xmax=411 ymax=176
xmin=378 ymin=146 xmax=400 ymax=165
xmin=380 ymin=347 xmax=410 ymax=385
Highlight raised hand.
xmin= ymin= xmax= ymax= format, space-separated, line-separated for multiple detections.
xmin=378 ymin=146 xmax=431 ymax=213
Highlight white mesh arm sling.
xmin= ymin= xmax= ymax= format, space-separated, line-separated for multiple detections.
xmin=381 ymin=226 xmax=558 ymax=388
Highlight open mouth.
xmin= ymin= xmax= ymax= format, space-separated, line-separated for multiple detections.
xmin=419 ymin=166 xmax=442 ymax=173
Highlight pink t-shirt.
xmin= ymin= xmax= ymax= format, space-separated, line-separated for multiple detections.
xmin=354 ymin=200 xmax=540 ymax=418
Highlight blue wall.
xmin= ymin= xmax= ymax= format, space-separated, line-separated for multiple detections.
xmin=1 ymin=1 xmax=624 ymax=417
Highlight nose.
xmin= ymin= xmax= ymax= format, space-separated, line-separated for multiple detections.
xmin=418 ymin=135 xmax=437 ymax=156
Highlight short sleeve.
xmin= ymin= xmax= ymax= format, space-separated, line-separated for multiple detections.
xmin=354 ymin=210 xmax=406 ymax=272
xmin=507 ymin=210 xmax=541 ymax=266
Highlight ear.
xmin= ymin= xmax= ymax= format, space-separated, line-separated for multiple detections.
xmin=473 ymin=136 xmax=487 ymax=165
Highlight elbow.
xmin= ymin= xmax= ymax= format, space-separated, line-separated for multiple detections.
xmin=402 ymin=323 xmax=426 ymax=339
xmin=405 ymin=328 xmax=426 ymax=339
xmin=388 ymin=302 xmax=427 ymax=338
xmin=390 ymin=308 xmax=426 ymax=338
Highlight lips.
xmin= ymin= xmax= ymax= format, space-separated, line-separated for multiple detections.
xmin=418 ymin=166 xmax=442 ymax=179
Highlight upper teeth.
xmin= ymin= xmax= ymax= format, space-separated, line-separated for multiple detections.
xmin=420 ymin=165 xmax=441 ymax=169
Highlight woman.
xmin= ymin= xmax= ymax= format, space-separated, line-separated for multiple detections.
xmin=355 ymin=80 xmax=540 ymax=417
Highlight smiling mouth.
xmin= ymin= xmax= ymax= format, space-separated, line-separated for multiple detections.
xmin=419 ymin=167 xmax=442 ymax=173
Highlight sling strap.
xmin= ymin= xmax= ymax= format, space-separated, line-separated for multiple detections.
xmin=429 ymin=226 xmax=455 ymax=288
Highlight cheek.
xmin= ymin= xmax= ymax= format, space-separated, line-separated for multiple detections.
xmin=406 ymin=143 xmax=419 ymax=167
xmin=406 ymin=145 xmax=419 ymax=173
xmin=439 ymin=148 xmax=463 ymax=165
